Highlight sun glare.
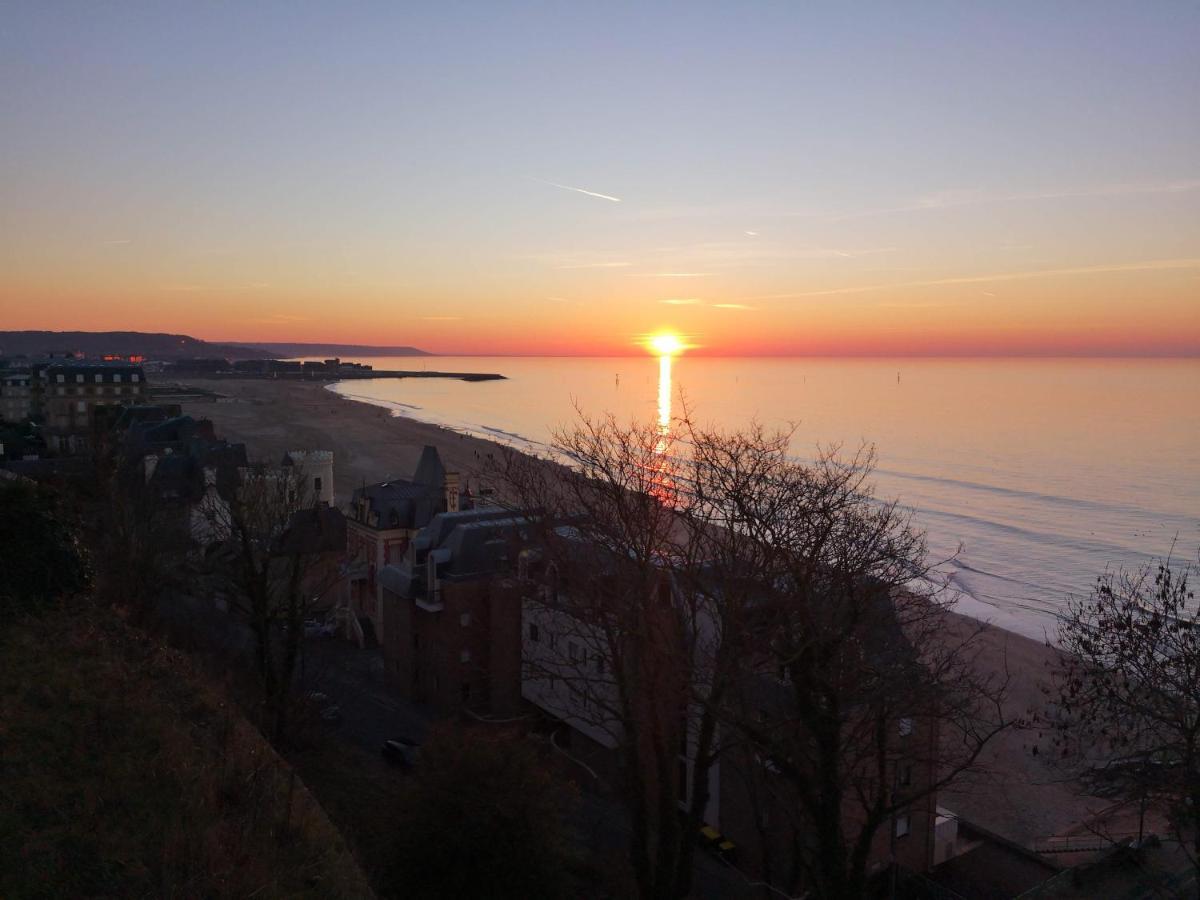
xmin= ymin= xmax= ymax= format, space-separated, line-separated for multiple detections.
xmin=648 ymin=332 xmax=685 ymax=356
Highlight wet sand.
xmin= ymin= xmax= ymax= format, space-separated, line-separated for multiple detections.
xmin=173 ymin=376 xmax=1108 ymax=848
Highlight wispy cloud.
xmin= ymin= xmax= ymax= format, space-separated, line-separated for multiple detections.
xmin=744 ymin=230 xmax=759 ymax=237
xmin=659 ymin=298 xmax=701 ymax=305
xmin=555 ymin=261 xmax=632 ymax=269
xmin=630 ymin=272 xmax=712 ymax=278
xmin=745 ymin=258 xmax=1200 ymax=300
xmin=712 ymin=303 xmax=755 ymax=310
xmin=251 ymin=313 xmax=310 ymax=323
xmin=530 ymin=177 xmax=622 ymax=203
xmin=823 ymin=179 xmax=1200 ymax=221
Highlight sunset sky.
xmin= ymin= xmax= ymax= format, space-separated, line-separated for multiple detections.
xmin=1 ymin=3 xmax=1197 ymax=356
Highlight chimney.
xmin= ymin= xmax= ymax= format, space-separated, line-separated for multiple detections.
xmin=445 ymin=472 xmax=460 ymax=512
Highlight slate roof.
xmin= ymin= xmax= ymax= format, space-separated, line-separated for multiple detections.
xmin=380 ymin=508 xmax=531 ymax=599
xmin=351 ymin=445 xmax=449 ymax=531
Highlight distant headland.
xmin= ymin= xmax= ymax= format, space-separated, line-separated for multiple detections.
xmin=224 ymin=342 xmax=432 ymax=358
xmin=0 ymin=332 xmax=434 ymax=362
xmin=0 ymin=330 xmax=273 ymax=361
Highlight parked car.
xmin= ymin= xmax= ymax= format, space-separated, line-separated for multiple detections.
xmin=304 ymin=619 xmax=337 ymax=638
xmin=382 ymin=739 xmax=420 ymax=769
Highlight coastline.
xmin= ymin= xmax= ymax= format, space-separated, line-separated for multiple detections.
xmin=172 ymin=376 xmax=1106 ymax=846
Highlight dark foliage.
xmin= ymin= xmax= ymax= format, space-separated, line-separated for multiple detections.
xmin=383 ymin=724 xmax=575 ymax=899
xmin=0 ymin=478 xmax=90 ymax=616
xmin=1048 ymin=554 xmax=1200 ymax=878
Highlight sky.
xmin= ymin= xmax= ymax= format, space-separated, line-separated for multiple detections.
xmin=1 ymin=2 xmax=1197 ymax=356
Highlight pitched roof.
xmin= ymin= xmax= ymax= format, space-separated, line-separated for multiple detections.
xmin=411 ymin=445 xmax=446 ymax=487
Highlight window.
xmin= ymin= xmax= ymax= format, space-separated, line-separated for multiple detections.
xmin=76 ymin=401 xmax=86 ymax=412
xmin=314 ymin=476 xmax=322 ymax=493
xmin=94 ymin=373 xmax=102 ymax=383
xmin=529 ymin=623 xmax=539 ymax=642
xmin=900 ymin=764 xmax=913 ymax=787
xmin=460 ymin=612 xmax=471 ymax=627
xmin=56 ymin=374 xmax=64 ymax=383
xmin=899 ymin=717 xmax=914 ymax=737
xmin=460 ymin=649 xmax=471 ymax=664
xmin=131 ymin=373 xmax=139 ymax=383
xmin=895 ymin=813 xmax=910 ymax=838
xmin=75 ymin=374 xmax=83 ymax=383
xmin=113 ymin=374 xmax=121 ymax=383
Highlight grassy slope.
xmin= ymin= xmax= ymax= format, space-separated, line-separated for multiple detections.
xmin=0 ymin=604 xmax=374 ymax=899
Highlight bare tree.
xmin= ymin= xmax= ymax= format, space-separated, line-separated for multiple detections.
xmin=495 ymin=411 xmax=1009 ymax=900
xmin=497 ymin=412 xmax=697 ymax=900
xmin=201 ymin=463 xmax=345 ymax=743
xmin=681 ymin=420 xmax=1010 ymax=900
xmin=1048 ymin=554 xmax=1200 ymax=886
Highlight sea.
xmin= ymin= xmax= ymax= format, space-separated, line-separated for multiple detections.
xmin=324 ymin=356 xmax=1199 ymax=642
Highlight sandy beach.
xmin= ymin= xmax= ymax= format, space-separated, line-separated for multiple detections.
xmin=172 ymin=376 xmax=1115 ymax=849
xmin=171 ymin=377 xmax=509 ymax=503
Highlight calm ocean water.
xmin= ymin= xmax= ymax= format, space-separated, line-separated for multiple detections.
xmin=327 ymin=357 xmax=1199 ymax=640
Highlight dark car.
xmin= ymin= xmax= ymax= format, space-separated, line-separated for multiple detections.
xmin=382 ymin=739 xmax=420 ymax=769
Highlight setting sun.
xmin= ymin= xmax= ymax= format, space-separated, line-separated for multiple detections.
xmin=648 ymin=333 xmax=685 ymax=356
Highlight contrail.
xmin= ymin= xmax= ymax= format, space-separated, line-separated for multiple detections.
xmin=530 ymin=177 xmax=622 ymax=203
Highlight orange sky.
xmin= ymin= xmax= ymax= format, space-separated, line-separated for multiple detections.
xmin=2 ymin=4 xmax=1198 ymax=357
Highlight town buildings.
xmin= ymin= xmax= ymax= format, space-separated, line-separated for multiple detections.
xmin=0 ymin=360 xmax=148 ymax=453
xmin=40 ymin=362 xmax=147 ymax=453
xmin=372 ymin=511 xmax=941 ymax=892
xmin=378 ymin=508 xmax=527 ymax=715
xmin=0 ymin=370 xmax=33 ymax=423
xmin=282 ymin=450 xmax=335 ymax=507
xmin=345 ymin=445 xmax=467 ymax=645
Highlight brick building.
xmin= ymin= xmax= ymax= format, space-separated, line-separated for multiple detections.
xmin=378 ymin=508 xmax=527 ymax=716
xmin=345 ymin=445 xmax=465 ymax=645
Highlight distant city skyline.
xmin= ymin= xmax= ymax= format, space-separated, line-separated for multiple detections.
xmin=1 ymin=3 xmax=1197 ymax=356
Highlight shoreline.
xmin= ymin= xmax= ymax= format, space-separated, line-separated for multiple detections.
xmin=172 ymin=376 xmax=1106 ymax=847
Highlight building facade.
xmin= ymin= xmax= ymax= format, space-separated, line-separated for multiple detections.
xmin=0 ymin=371 xmax=33 ymax=423
xmin=378 ymin=508 xmax=526 ymax=716
xmin=36 ymin=362 xmax=147 ymax=453
xmin=345 ymin=445 xmax=464 ymax=646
